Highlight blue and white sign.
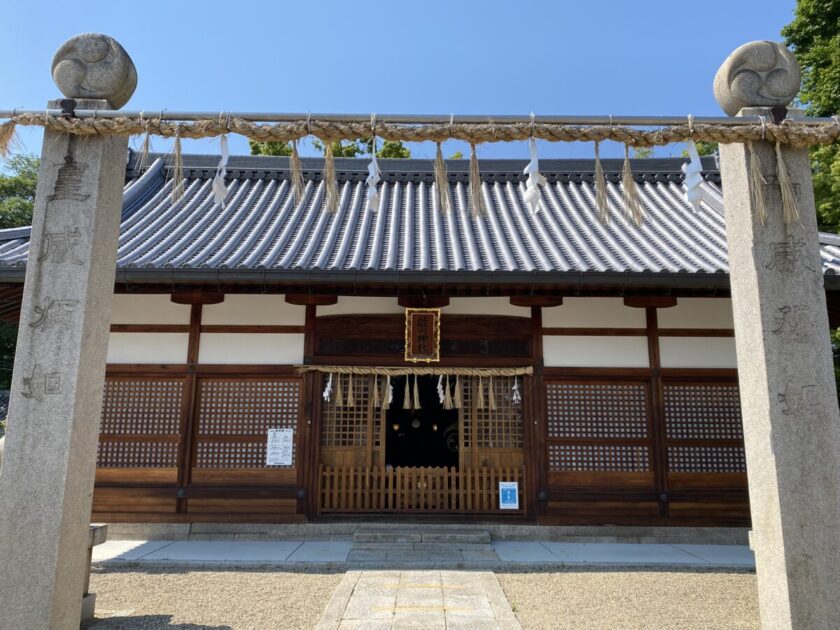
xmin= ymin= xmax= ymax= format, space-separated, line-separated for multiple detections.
xmin=499 ymin=481 xmax=519 ymax=510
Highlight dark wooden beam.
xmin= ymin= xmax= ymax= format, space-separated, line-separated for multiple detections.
xmin=171 ymin=292 xmax=225 ymax=305
xmin=624 ymin=296 xmax=677 ymax=309
xmin=285 ymin=294 xmax=338 ymax=306
xmin=510 ymin=296 xmax=563 ymax=308
xmin=397 ymin=295 xmax=450 ymax=309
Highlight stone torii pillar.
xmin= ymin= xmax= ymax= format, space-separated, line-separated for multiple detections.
xmin=715 ymin=41 xmax=840 ymax=629
xmin=0 ymin=34 xmax=136 ymax=629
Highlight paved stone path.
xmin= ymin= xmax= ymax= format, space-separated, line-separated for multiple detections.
xmin=316 ymin=570 xmax=521 ymax=630
xmin=93 ymin=540 xmax=756 ymax=569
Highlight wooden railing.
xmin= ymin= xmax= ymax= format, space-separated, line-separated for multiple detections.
xmin=318 ymin=465 xmax=525 ymax=514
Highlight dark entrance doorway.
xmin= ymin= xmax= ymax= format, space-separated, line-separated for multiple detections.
xmin=385 ymin=375 xmax=458 ymax=468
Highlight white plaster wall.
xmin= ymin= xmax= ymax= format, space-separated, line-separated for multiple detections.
xmin=198 ymin=333 xmax=305 ymax=364
xmin=659 ymin=337 xmax=737 ymax=368
xmin=443 ymin=297 xmax=526 ymax=316
xmin=110 ymin=294 xmax=191 ymax=325
xmin=657 ymin=298 xmax=734 ymax=329
xmin=317 ymin=297 xmax=404 ymax=315
xmin=542 ymin=298 xmax=646 ymax=328
xmin=202 ymin=295 xmax=305 ymax=325
xmin=107 ymin=333 xmax=189 ymax=363
xmin=543 ymin=336 xmax=649 ymax=368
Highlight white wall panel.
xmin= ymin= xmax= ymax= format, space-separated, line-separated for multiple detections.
xmin=542 ymin=298 xmax=645 ymax=328
xmin=444 ymin=297 xmax=525 ymax=316
xmin=202 ymin=295 xmax=305 ymax=325
xmin=543 ymin=336 xmax=649 ymax=368
xmin=657 ymin=298 xmax=734 ymax=329
xmin=110 ymin=294 xmax=190 ymax=325
xmin=107 ymin=333 xmax=189 ymax=364
xmin=318 ymin=297 xmax=404 ymax=315
xmin=198 ymin=333 xmax=304 ymax=364
xmin=659 ymin=337 xmax=737 ymax=368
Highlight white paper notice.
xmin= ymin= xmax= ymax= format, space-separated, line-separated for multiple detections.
xmin=266 ymin=428 xmax=294 ymax=466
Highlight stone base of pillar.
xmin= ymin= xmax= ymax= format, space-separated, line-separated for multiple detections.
xmin=80 ymin=593 xmax=96 ymax=623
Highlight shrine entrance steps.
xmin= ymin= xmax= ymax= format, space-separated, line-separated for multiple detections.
xmin=352 ymin=528 xmax=491 ymax=545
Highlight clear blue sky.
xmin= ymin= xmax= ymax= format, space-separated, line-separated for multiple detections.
xmin=1 ymin=0 xmax=799 ymax=161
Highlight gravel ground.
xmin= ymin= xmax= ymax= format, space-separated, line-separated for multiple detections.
xmin=498 ymin=568 xmax=759 ymax=630
xmin=82 ymin=567 xmax=343 ymax=630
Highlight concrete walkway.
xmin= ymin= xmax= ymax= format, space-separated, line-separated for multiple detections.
xmin=316 ymin=570 xmax=521 ymax=630
xmin=93 ymin=540 xmax=755 ymax=569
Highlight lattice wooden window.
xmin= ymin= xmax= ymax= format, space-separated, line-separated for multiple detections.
xmin=97 ymin=441 xmax=179 ymax=468
xmin=546 ymin=382 xmax=649 ymax=439
xmin=97 ymin=377 xmax=184 ymax=468
xmin=664 ymin=384 xmax=743 ymax=440
xmin=667 ymin=446 xmax=746 ymax=473
xmin=321 ymin=374 xmax=372 ymax=447
xmin=472 ymin=376 xmax=523 ymax=449
xmin=195 ymin=441 xmax=297 ymax=468
xmin=548 ymin=444 xmax=650 ymax=472
xmin=100 ymin=379 xmax=184 ymax=435
xmin=193 ymin=377 xmax=301 ymax=469
xmin=197 ymin=379 xmax=300 ymax=435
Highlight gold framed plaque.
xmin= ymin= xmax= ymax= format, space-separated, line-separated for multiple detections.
xmin=404 ymin=308 xmax=441 ymax=363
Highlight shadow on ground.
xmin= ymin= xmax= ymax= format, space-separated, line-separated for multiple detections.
xmin=84 ymin=616 xmax=230 ymax=630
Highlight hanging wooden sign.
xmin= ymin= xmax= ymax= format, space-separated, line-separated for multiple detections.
xmin=404 ymin=308 xmax=441 ymax=363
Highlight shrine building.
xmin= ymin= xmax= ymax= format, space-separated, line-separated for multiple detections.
xmin=2 ymin=151 xmax=839 ymax=526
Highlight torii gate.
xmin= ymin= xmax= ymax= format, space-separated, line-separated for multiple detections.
xmin=0 ymin=33 xmax=838 ymax=630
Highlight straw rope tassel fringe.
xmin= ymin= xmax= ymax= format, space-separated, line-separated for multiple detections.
xmin=403 ymin=376 xmax=411 ymax=410
xmin=347 ymin=373 xmax=355 ymax=407
xmin=335 ymin=374 xmax=344 ymax=407
xmin=137 ymin=130 xmax=152 ymax=172
xmin=0 ymin=120 xmax=17 ymax=158
xmin=443 ymin=375 xmax=452 ymax=410
xmin=488 ymin=376 xmax=497 ymax=411
xmin=323 ymin=141 xmax=339 ymax=213
xmin=477 ymin=375 xmax=485 ymax=410
xmin=413 ymin=375 xmax=422 ymax=410
xmin=372 ymin=374 xmax=379 ymax=408
xmin=469 ymin=143 xmax=485 ymax=217
xmin=290 ymin=139 xmax=305 ymax=204
xmin=170 ymin=133 xmax=185 ymax=203
xmin=454 ymin=376 xmax=462 ymax=409
xmin=775 ymin=142 xmax=800 ymax=225
xmin=593 ymin=141 xmax=609 ymax=224
xmin=434 ymin=142 xmax=450 ymax=214
xmin=621 ymin=144 xmax=643 ymax=225
xmin=747 ymin=141 xmax=767 ymax=225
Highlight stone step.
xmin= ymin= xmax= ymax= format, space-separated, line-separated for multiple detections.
xmin=352 ymin=528 xmax=491 ymax=544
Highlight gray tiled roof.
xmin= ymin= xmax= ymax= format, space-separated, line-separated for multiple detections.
xmin=1 ymin=153 xmax=839 ymax=287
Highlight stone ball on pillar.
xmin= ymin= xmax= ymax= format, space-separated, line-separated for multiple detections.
xmin=713 ymin=41 xmax=800 ymax=116
xmin=51 ymin=33 xmax=137 ymax=109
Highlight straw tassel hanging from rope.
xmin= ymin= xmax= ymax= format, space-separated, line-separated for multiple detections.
xmin=488 ymin=376 xmax=497 ymax=411
xmin=0 ymin=120 xmax=17 ymax=158
xmin=170 ymin=132 xmax=185 ymax=203
xmin=443 ymin=375 xmax=453 ymax=410
xmin=454 ymin=376 xmax=463 ymax=409
xmin=593 ymin=141 xmax=609 ymax=224
xmin=747 ymin=141 xmax=768 ymax=224
xmin=775 ymin=142 xmax=800 ymax=225
xmin=290 ymin=139 xmax=305 ymax=205
xmin=334 ymin=373 xmax=344 ymax=407
xmin=346 ymin=374 xmax=355 ymax=407
xmin=434 ymin=142 xmax=451 ymax=214
xmin=413 ymin=375 xmax=422 ymax=410
xmin=469 ymin=143 xmax=485 ymax=217
xmin=323 ymin=140 xmax=340 ymax=213
xmin=621 ymin=144 xmax=643 ymax=225
xmin=136 ymin=115 xmax=152 ymax=173
xmin=372 ymin=374 xmax=379 ymax=409
xmin=403 ymin=376 xmax=411 ymax=410
xmin=477 ymin=375 xmax=485 ymax=410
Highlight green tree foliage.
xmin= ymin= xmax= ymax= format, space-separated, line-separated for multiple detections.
xmin=631 ymin=147 xmax=655 ymax=159
xmin=449 ymin=151 xmax=464 ymax=159
xmin=250 ymin=138 xmax=410 ymax=159
xmin=783 ymin=0 xmax=840 ymax=233
xmin=0 ymin=155 xmax=39 ymax=230
xmin=249 ymin=140 xmax=293 ymax=156
xmin=0 ymin=321 xmax=16 ymax=390
xmin=680 ymin=141 xmax=719 ymax=158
